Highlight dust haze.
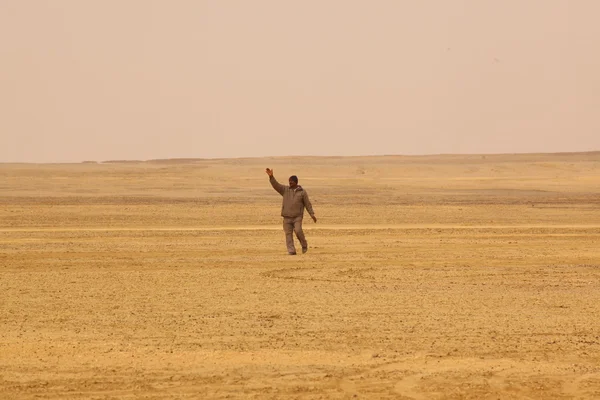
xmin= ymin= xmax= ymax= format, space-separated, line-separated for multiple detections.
xmin=2 ymin=1 xmax=599 ymax=162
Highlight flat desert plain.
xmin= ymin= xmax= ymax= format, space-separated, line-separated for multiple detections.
xmin=1 ymin=152 xmax=600 ymax=399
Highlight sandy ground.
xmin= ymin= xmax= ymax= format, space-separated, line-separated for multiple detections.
xmin=1 ymin=153 xmax=600 ymax=399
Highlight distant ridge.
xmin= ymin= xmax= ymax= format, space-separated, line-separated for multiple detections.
xmin=97 ymin=151 xmax=600 ymax=164
xmin=102 ymin=160 xmax=144 ymax=164
xmin=3 ymin=151 xmax=597 ymax=165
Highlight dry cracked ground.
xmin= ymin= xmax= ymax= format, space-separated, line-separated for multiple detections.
xmin=1 ymin=153 xmax=600 ymax=399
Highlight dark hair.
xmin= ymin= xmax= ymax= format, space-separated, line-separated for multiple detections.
xmin=289 ymin=175 xmax=298 ymax=184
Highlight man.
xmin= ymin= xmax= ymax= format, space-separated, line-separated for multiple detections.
xmin=266 ymin=168 xmax=317 ymax=255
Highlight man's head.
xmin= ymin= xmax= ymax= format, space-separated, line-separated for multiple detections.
xmin=289 ymin=175 xmax=298 ymax=189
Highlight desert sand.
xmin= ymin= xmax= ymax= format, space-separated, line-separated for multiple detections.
xmin=1 ymin=152 xmax=600 ymax=399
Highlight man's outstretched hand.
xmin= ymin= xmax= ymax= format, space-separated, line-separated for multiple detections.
xmin=265 ymin=168 xmax=274 ymax=177
xmin=312 ymin=215 xmax=317 ymax=223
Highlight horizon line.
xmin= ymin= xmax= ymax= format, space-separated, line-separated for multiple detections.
xmin=2 ymin=149 xmax=599 ymax=165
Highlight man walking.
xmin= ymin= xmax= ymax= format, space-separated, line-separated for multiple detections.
xmin=266 ymin=168 xmax=317 ymax=255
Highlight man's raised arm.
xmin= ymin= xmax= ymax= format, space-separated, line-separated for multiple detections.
xmin=265 ymin=168 xmax=285 ymax=196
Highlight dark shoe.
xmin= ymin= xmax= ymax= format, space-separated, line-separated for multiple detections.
xmin=288 ymin=252 xmax=297 ymax=255
xmin=302 ymin=247 xmax=308 ymax=254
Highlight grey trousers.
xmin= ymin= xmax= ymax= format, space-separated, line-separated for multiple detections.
xmin=283 ymin=216 xmax=307 ymax=254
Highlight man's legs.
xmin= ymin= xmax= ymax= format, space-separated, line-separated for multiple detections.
xmin=293 ymin=217 xmax=308 ymax=252
xmin=283 ymin=217 xmax=296 ymax=254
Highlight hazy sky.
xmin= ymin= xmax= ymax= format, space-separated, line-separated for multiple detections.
xmin=1 ymin=1 xmax=599 ymax=162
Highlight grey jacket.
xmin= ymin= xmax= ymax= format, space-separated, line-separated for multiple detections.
xmin=269 ymin=176 xmax=315 ymax=218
